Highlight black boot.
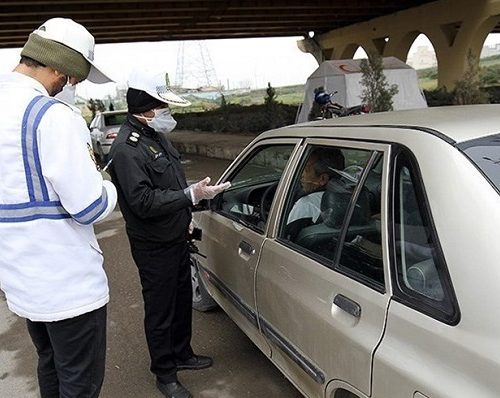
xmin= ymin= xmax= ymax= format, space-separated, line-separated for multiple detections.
xmin=156 ymin=380 xmax=192 ymax=398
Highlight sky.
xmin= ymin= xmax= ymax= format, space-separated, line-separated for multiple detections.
xmin=0 ymin=36 xmax=319 ymax=99
xmin=1 ymin=33 xmax=499 ymax=100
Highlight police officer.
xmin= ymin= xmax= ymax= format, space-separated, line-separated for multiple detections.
xmin=109 ymin=67 xmax=230 ymax=398
xmin=0 ymin=18 xmax=117 ymax=397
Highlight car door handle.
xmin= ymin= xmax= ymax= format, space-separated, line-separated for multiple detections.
xmin=333 ymin=294 xmax=361 ymax=318
xmin=239 ymin=241 xmax=255 ymax=256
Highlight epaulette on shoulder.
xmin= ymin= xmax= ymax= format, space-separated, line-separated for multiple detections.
xmin=126 ymin=131 xmax=141 ymax=147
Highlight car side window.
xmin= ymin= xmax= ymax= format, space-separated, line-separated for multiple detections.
xmin=104 ymin=113 xmax=127 ymax=126
xmin=214 ymin=144 xmax=295 ymax=232
xmin=279 ymin=145 xmax=375 ymax=268
xmin=392 ymin=150 xmax=459 ymax=324
xmin=338 ymin=154 xmax=384 ymax=288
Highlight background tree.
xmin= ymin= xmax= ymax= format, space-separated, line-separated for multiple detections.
xmin=454 ymin=50 xmax=489 ymax=105
xmin=219 ymin=93 xmax=228 ymax=109
xmin=262 ymin=82 xmax=288 ymax=129
xmin=87 ymin=98 xmax=106 ymax=119
xmin=360 ymin=52 xmax=399 ymax=112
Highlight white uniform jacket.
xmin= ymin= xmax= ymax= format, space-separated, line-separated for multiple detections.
xmin=0 ymin=72 xmax=117 ymax=322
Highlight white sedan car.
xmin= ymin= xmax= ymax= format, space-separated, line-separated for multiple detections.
xmin=89 ymin=110 xmax=127 ymax=162
xmin=192 ymin=105 xmax=500 ymax=398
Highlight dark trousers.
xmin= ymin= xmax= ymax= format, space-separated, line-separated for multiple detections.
xmin=26 ymin=306 xmax=107 ymax=398
xmin=130 ymin=240 xmax=194 ymax=384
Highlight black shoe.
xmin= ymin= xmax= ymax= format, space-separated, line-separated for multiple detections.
xmin=156 ymin=380 xmax=192 ymax=398
xmin=176 ymin=354 xmax=213 ymax=371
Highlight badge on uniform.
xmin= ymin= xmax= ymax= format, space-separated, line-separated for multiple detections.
xmin=126 ymin=131 xmax=140 ymax=147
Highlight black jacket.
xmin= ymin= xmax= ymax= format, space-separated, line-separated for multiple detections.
xmin=109 ymin=115 xmax=192 ymax=245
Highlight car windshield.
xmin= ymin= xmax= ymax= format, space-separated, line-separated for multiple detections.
xmin=104 ymin=113 xmax=127 ymax=126
xmin=458 ymin=133 xmax=500 ymax=193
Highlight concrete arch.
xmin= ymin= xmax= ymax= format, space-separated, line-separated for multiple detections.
xmin=406 ymin=33 xmax=438 ymax=71
xmin=473 ymin=15 xmax=500 ymax=56
xmin=300 ymin=0 xmax=500 ymax=89
xmin=358 ymin=40 xmax=382 ymax=56
xmin=339 ymin=43 xmax=360 ymax=59
xmin=353 ymin=46 xmax=369 ymax=59
xmin=384 ymin=31 xmax=419 ymax=61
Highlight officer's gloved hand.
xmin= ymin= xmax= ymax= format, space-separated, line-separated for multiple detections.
xmin=189 ymin=177 xmax=231 ymax=204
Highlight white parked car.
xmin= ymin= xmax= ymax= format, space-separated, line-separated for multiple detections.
xmin=192 ymin=105 xmax=500 ymax=398
xmin=89 ymin=110 xmax=127 ymax=162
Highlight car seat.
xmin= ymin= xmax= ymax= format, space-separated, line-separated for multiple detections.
xmin=294 ymin=176 xmax=372 ymax=253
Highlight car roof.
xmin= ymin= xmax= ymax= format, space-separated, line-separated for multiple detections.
xmin=97 ymin=110 xmax=127 ymax=116
xmin=272 ymin=105 xmax=500 ymax=144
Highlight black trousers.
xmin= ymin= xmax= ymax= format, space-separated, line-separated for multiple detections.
xmin=26 ymin=306 xmax=107 ymax=398
xmin=130 ymin=239 xmax=194 ymax=384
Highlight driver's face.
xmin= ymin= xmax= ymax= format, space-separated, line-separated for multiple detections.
xmin=300 ymin=157 xmax=324 ymax=193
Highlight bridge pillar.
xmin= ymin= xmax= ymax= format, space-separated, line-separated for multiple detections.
xmin=298 ymin=0 xmax=500 ymax=89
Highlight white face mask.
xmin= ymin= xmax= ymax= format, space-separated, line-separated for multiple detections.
xmin=55 ymin=84 xmax=76 ymax=105
xmin=137 ymin=107 xmax=177 ymax=134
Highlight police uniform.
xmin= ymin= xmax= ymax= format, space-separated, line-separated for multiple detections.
xmin=109 ymin=114 xmax=194 ymax=384
xmin=0 ymin=71 xmax=117 ymax=396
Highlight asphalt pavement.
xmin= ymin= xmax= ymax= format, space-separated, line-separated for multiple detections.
xmin=0 ymin=151 xmax=302 ymax=398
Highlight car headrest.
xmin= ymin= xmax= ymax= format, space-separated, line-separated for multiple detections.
xmin=407 ymin=258 xmax=444 ymax=300
xmin=321 ymin=177 xmax=370 ymax=228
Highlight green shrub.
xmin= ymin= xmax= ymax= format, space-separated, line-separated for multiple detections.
xmin=174 ymin=103 xmax=298 ymax=133
xmin=482 ymin=85 xmax=500 ymax=103
xmin=423 ymin=88 xmax=455 ymax=106
xmin=360 ymin=52 xmax=399 ymax=112
xmin=453 ymin=51 xmax=489 ymax=105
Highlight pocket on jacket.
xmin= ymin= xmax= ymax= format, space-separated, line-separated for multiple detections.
xmin=149 ymin=157 xmax=171 ymax=174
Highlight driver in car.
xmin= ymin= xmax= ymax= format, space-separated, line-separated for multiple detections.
xmin=287 ymin=147 xmax=345 ymax=225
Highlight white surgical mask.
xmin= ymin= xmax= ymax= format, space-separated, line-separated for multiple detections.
xmin=137 ymin=107 xmax=177 ymax=134
xmin=55 ymin=84 xmax=76 ymax=105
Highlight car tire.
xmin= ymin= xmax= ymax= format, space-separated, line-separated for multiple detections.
xmin=191 ymin=257 xmax=217 ymax=312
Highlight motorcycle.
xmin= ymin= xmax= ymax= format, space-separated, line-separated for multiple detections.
xmin=314 ymin=89 xmax=370 ymax=119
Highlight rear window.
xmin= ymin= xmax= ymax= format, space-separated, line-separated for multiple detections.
xmin=104 ymin=113 xmax=127 ymax=126
xmin=458 ymin=133 xmax=500 ymax=193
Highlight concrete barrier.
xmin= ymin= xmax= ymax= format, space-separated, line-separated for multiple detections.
xmin=169 ymin=130 xmax=256 ymax=160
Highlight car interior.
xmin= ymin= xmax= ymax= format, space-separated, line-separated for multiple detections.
xmin=219 ymin=177 xmax=280 ymax=231
xmin=396 ymin=169 xmax=444 ymax=301
xmin=291 ymin=156 xmax=384 ymax=285
xmin=213 ymin=143 xmax=446 ymax=298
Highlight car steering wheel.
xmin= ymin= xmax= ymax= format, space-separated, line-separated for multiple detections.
xmin=260 ymin=181 xmax=279 ymax=223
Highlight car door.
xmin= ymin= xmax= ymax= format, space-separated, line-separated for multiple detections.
xmin=196 ymin=139 xmax=300 ymax=355
xmin=255 ymin=138 xmax=392 ymax=398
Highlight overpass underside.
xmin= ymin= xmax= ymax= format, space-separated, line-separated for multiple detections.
xmin=300 ymin=0 xmax=500 ymax=89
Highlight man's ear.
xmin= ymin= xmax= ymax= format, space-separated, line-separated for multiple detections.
xmin=319 ymin=173 xmax=330 ymax=186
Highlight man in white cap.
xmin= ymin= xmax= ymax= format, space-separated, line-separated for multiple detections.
xmin=0 ymin=18 xmax=117 ymax=397
xmin=109 ymin=67 xmax=230 ymax=398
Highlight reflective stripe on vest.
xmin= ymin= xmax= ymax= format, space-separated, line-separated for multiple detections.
xmin=0 ymin=96 xmax=71 ymax=222
xmin=0 ymin=96 xmax=109 ymax=224
xmin=23 ymin=96 xmax=57 ymax=201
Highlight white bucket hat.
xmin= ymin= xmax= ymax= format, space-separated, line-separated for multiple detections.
xmin=31 ymin=18 xmax=113 ymax=83
xmin=128 ymin=67 xmax=190 ymax=107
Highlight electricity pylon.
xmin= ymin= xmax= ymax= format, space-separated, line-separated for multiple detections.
xmin=174 ymin=41 xmax=221 ymax=90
